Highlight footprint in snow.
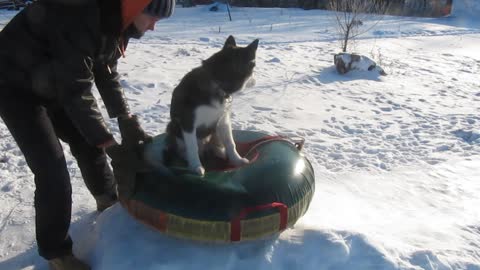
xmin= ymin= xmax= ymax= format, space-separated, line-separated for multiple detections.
xmin=1 ymin=182 xmax=14 ymax=192
xmin=157 ymin=36 xmax=172 ymax=41
xmin=251 ymin=106 xmax=273 ymax=111
xmin=466 ymin=118 xmax=476 ymax=125
xmin=266 ymin=57 xmax=281 ymax=63
xmin=380 ymin=107 xmax=392 ymax=112
xmin=297 ymin=129 xmax=316 ymax=136
xmin=0 ymin=155 xmax=9 ymax=163
xmin=265 ymin=117 xmax=278 ymax=124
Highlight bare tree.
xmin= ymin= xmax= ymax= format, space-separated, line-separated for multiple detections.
xmin=329 ymin=0 xmax=390 ymax=52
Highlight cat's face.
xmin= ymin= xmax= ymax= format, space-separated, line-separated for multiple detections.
xmin=220 ymin=35 xmax=258 ymax=79
xmin=205 ymin=36 xmax=259 ymax=94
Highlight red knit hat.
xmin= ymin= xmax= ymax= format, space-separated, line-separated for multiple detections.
xmin=121 ymin=0 xmax=152 ymax=31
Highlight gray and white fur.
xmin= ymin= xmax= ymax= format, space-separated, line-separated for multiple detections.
xmin=165 ymin=35 xmax=259 ymax=176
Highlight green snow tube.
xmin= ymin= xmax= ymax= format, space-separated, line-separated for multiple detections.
xmin=121 ymin=130 xmax=315 ymax=242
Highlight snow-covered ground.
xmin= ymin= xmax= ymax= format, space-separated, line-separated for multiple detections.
xmin=1 ymin=1 xmax=479 ymax=269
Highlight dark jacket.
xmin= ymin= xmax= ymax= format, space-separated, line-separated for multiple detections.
xmin=0 ymin=0 xmax=132 ymax=146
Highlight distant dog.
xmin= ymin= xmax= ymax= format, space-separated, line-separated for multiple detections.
xmin=165 ymin=35 xmax=259 ymax=176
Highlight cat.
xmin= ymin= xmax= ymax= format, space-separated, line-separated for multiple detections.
xmin=165 ymin=35 xmax=259 ymax=176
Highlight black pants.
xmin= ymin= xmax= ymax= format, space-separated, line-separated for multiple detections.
xmin=0 ymin=91 xmax=115 ymax=260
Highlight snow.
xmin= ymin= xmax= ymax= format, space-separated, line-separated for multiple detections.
xmin=1 ymin=1 xmax=480 ymax=269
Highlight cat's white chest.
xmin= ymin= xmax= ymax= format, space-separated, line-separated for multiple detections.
xmin=194 ymin=99 xmax=231 ymax=128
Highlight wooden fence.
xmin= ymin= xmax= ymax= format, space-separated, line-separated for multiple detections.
xmin=225 ymin=0 xmax=453 ymax=17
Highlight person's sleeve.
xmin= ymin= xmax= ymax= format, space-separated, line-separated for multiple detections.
xmin=93 ymin=59 xmax=131 ymax=118
xmin=49 ymin=6 xmax=113 ymax=147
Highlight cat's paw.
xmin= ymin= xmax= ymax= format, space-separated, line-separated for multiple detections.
xmin=189 ymin=165 xmax=205 ymax=177
xmin=245 ymin=77 xmax=256 ymax=88
xmin=212 ymin=146 xmax=227 ymax=160
xmin=231 ymin=157 xmax=249 ymax=167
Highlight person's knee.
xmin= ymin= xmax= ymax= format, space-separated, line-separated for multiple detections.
xmin=32 ymin=156 xmax=72 ymax=196
xmin=69 ymin=142 xmax=105 ymax=162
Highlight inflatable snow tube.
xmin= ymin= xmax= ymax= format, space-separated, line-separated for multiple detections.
xmin=120 ymin=130 xmax=315 ymax=242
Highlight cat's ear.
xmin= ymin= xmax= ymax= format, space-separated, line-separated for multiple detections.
xmin=223 ymin=35 xmax=236 ymax=49
xmin=246 ymin=39 xmax=259 ymax=59
xmin=247 ymin=39 xmax=259 ymax=52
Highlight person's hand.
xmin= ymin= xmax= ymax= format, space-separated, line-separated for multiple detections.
xmin=118 ymin=114 xmax=152 ymax=147
xmin=96 ymin=115 xmax=152 ymax=200
xmin=105 ymin=140 xmax=151 ymax=200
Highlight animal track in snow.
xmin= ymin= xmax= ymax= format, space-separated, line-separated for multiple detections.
xmin=251 ymin=106 xmax=273 ymax=111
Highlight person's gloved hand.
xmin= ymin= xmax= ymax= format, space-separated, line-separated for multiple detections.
xmin=118 ymin=114 xmax=152 ymax=147
xmin=105 ymin=141 xmax=151 ymax=200
xmin=99 ymin=115 xmax=152 ymax=200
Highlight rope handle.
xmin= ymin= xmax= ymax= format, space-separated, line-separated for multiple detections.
xmin=242 ymin=135 xmax=305 ymax=158
xmin=289 ymin=136 xmax=305 ymax=151
xmin=230 ymin=202 xmax=288 ymax=241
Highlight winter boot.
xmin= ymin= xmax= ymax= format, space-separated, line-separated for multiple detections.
xmin=48 ymin=254 xmax=91 ymax=270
